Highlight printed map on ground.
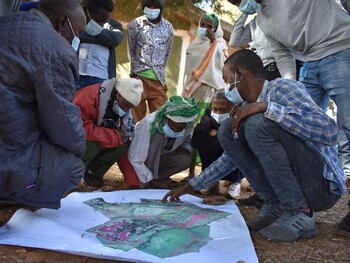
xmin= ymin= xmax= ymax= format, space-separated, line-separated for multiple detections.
xmin=84 ymin=198 xmax=230 ymax=258
xmin=0 ymin=190 xmax=258 ymax=263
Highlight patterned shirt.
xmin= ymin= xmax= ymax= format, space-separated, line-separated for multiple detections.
xmin=191 ymin=78 xmax=346 ymax=195
xmin=127 ymin=16 xmax=174 ymax=86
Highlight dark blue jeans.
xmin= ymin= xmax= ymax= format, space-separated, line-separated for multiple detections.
xmin=300 ymin=48 xmax=350 ymax=209
xmin=218 ymin=113 xmax=340 ymax=211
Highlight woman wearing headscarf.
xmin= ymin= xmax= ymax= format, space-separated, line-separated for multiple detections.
xmin=128 ymin=96 xmax=198 ymax=188
xmin=183 ymin=12 xmax=228 ymax=176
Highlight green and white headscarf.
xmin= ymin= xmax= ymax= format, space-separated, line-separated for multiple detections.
xmin=200 ymin=13 xmax=219 ymax=29
xmin=150 ymin=96 xmax=198 ymax=137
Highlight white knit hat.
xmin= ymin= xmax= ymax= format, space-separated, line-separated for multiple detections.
xmin=115 ymin=78 xmax=143 ymax=106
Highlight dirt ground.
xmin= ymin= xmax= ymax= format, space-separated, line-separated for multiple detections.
xmin=0 ymin=166 xmax=349 ymax=263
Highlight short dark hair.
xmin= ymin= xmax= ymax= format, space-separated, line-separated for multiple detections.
xmin=224 ymin=49 xmax=265 ymax=77
xmin=39 ymin=0 xmax=82 ymax=17
xmin=213 ymin=89 xmax=228 ymax=101
xmin=82 ymin=0 xmax=113 ymax=13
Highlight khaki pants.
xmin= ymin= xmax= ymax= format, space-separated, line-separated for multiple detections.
xmin=132 ymin=77 xmax=167 ymax=122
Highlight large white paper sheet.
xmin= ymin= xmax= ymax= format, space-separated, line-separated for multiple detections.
xmin=0 ymin=190 xmax=258 ymax=263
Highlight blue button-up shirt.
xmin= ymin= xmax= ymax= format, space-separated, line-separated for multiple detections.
xmin=258 ymin=79 xmax=345 ymax=195
xmin=190 ymin=78 xmax=346 ymax=195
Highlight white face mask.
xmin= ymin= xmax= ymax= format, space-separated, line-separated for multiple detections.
xmin=113 ymin=100 xmax=126 ymax=117
xmin=197 ymin=27 xmax=207 ymax=40
xmin=224 ymin=72 xmax=244 ymax=105
xmin=211 ymin=111 xmax=231 ymax=124
xmin=67 ymin=18 xmax=80 ymax=52
xmin=144 ymin=7 xmax=161 ymax=20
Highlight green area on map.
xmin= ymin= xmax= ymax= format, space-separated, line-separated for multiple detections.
xmin=84 ymin=198 xmax=231 ymax=258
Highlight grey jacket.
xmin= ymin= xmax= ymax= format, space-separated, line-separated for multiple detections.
xmin=257 ymin=0 xmax=350 ymax=62
xmin=0 ymin=0 xmax=20 ymax=16
xmin=0 ymin=10 xmax=85 ymax=209
xmin=229 ymin=14 xmax=295 ymax=79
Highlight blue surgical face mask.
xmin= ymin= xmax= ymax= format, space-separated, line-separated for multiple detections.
xmin=224 ymin=72 xmax=244 ymax=105
xmin=197 ymin=27 xmax=207 ymax=40
xmin=144 ymin=7 xmax=161 ymax=20
xmin=67 ymin=18 xmax=80 ymax=52
xmin=211 ymin=111 xmax=231 ymax=124
xmin=162 ymin=123 xmax=185 ymax=138
xmin=239 ymin=0 xmax=258 ymax=14
xmin=113 ymin=100 xmax=126 ymax=117
xmin=225 ymin=86 xmax=244 ymax=105
xmin=85 ymin=19 xmax=101 ymax=36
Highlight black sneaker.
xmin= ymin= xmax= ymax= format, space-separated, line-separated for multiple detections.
xmin=336 ymin=210 xmax=350 ymax=238
xmin=238 ymin=193 xmax=263 ymax=208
